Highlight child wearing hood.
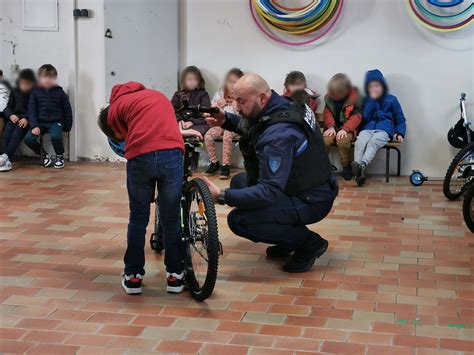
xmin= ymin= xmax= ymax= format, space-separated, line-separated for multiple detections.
xmin=352 ymin=69 xmax=406 ymax=186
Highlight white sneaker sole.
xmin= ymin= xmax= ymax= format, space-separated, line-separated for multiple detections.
xmin=121 ymin=278 xmax=142 ymax=294
xmin=166 ymin=285 xmax=186 ymax=294
xmin=54 ymin=165 xmax=64 ymax=169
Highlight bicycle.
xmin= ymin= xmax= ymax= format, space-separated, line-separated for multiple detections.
xmin=462 ymin=182 xmax=474 ymax=232
xmin=443 ymin=93 xmax=473 ymax=200
xmin=149 ymin=102 xmax=223 ymax=301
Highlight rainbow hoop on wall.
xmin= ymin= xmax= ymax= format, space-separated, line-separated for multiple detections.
xmin=406 ymin=0 xmax=473 ymax=32
xmin=249 ymin=0 xmax=344 ymax=46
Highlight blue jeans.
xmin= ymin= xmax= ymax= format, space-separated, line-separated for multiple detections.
xmin=2 ymin=121 xmax=28 ymax=158
xmin=24 ymin=122 xmax=64 ymax=155
xmin=227 ymin=173 xmax=338 ymax=248
xmin=125 ymin=149 xmax=183 ymax=275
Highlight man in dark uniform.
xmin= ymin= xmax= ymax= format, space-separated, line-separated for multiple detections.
xmin=203 ymin=74 xmax=338 ymax=273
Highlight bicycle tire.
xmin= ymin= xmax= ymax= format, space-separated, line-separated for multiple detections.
xmin=463 ymin=184 xmax=474 ymax=233
xmin=150 ymin=199 xmax=164 ymax=253
xmin=183 ymin=178 xmax=219 ymax=301
xmin=443 ymin=142 xmax=474 ymax=200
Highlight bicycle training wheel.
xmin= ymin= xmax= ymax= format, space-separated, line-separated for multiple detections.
xmin=443 ymin=142 xmax=474 ymax=200
xmin=150 ymin=199 xmax=164 ymax=253
xmin=463 ymin=184 xmax=474 ymax=233
xmin=183 ymin=178 xmax=219 ymax=301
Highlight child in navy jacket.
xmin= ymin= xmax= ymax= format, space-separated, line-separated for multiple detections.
xmin=24 ymin=64 xmax=73 ymax=169
xmin=352 ymin=69 xmax=406 ymax=186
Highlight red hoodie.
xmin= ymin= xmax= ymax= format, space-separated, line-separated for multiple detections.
xmin=108 ymin=82 xmax=184 ymax=160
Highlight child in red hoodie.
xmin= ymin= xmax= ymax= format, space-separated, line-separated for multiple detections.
xmin=98 ymin=81 xmax=187 ymax=295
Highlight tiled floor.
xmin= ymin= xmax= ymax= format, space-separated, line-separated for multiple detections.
xmin=0 ymin=161 xmax=472 ymax=355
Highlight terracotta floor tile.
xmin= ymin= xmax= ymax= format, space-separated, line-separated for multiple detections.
xmin=1 ymin=164 xmax=471 ymax=354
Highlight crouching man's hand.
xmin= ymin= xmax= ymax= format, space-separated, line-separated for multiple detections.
xmin=203 ymin=107 xmax=225 ymax=128
xmin=202 ymin=177 xmax=221 ymax=204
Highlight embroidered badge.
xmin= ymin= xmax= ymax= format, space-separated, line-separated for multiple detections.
xmin=269 ymin=156 xmax=282 ymax=173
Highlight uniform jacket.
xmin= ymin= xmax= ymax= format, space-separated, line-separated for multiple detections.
xmin=361 ymin=69 xmax=407 ymax=138
xmin=28 ymin=85 xmax=73 ymax=131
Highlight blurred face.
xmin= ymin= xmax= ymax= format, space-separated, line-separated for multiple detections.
xmin=331 ymin=87 xmax=350 ymax=102
xmin=19 ymin=79 xmax=35 ymax=93
xmin=287 ymin=80 xmax=306 ymax=95
xmin=225 ymin=74 xmax=239 ymax=97
xmin=184 ymin=73 xmax=199 ymax=91
xmin=39 ymin=74 xmax=57 ymax=89
xmin=234 ymin=85 xmax=269 ymax=120
xmin=368 ymin=81 xmax=384 ymax=99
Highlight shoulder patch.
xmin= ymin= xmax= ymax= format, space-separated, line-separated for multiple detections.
xmin=268 ymin=156 xmax=282 ymax=174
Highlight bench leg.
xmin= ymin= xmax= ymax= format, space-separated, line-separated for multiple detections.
xmin=395 ymin=147 xmax=401 ymax=176
xmin=39 ymin=135 xmax=43 ymax=167
xmin=385 ymin=148 xmax=390 ymax=183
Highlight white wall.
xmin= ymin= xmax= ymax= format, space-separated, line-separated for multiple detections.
xmin=184 ymin=0 xmax=473 ymax=177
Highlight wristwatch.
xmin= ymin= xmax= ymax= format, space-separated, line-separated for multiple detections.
xmin=217 ymin=189 xmax=226 ymax=205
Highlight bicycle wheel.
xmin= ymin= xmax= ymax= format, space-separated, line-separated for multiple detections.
xmin=443 ymin=142 xmax=474 ymax=200
xmin=150 ymin=199 xmax=164 ymax=253
xmin=463 ymin=184 xmax=474 ymax=233
xmin=183 ymin=178 xmax=219 ymax=301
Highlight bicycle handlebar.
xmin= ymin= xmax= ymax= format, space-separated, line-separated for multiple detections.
xmin=175 ymin=100 xmax=220 ymax=121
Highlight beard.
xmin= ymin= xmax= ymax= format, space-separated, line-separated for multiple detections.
xmin=240 ymin=101 xmax=262 ymax=121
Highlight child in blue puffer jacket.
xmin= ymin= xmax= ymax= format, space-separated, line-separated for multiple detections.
xmin=24 ymin=64 xmax=73 ymax=169
xmin=352 ymin=69 xmax=406 ymax=186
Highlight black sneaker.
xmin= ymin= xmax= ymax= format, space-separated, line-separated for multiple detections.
xmin=167 ymin=272 xmax=186 ymax=294
xmin=283 ymin=233 xmax=328 ymax=273
xmin=42 ymin=153 xmax=52 ymax=168
xmin=122 ymin=273 xmax=143 ymax=295
xmin=205 ymin=161 xmax=220 ymax=176
xmin=352 ymin=162 xmax=367 ymax=187
xmin=219 ymin=165 xmax=231 ymax=180
xmin=342 ymin=166 xmax=353 ymax=181
xmin=54 ymin=155 xmax=64 ymax=169
xmin=266 ymin=245 xmax=295 ymax=258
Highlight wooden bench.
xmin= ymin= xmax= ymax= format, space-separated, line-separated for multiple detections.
xmin=211 ymin=137 xmax=402 ymax=183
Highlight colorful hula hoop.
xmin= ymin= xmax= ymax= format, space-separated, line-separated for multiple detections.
xmin=249 ymin=0 xmax=344 ymax=46
xmin=406 ymin=0 xmax=473 ymax=32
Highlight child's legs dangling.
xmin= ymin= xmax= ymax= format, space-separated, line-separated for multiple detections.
xmin=204 ymin=127 xmax=223 ymax=164
xmin=361 ymin=130 xmax=390 ymax=166
xmin=354 ymin=130 xmax=374 ymax=164
xmin=222 ymin=130 xmax=236 ymax=166
xmin=336 ymin=132 xmax=354 ymax=168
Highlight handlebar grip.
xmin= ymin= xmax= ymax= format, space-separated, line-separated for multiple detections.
xmin=201 ymin=107 xmax=221 ymax=114
xmin=461 ymin=93 xmax=466 ymax=100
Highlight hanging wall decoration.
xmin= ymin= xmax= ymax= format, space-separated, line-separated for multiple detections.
xmin=406 ymin=0 xmax=473 ymax=32
xmin=249 ymin=0 xmax=344 ymax=46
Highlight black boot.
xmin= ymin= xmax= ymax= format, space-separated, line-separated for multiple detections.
xmin=266 ymin=245 xmax=295 ymax=258
xmin=283 ymin=233 xmax=328 ymax=273
xmin=342 ymin=166 xmax=353 ymax=181
xmin=219 ymin=165 xmax=231 ymax=180
xmin=205 ymin=161 xmax=220 ymax=176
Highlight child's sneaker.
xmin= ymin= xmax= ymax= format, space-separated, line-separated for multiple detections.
xmin=166 ymin=271 xmax=186 ymax=293
xmin=42 ymin=153 xmax=52 ymax=167
xmin=0 ymin=158 xmax=12 ymax=172
xmin=54 ymin=155 xmax=64 ymax=169
xmin=342 ymin=166 xmax=353 ymax=181
xmin=219 ymin=165 xmax=230 ymax=180
xmin=122 ymin=273 xmax=143 ymax=294
xmin=352 ymin=161 xmax=367 ymax=187
xmin=0 ymin=153 xmax=8 ymax=166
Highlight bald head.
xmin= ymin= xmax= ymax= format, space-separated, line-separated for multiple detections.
xmin=233 ymin=73 xmax=272 ymax=120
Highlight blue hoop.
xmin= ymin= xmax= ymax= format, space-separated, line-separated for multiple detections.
xmin=427 ymin=0 xmax=464 ymax=8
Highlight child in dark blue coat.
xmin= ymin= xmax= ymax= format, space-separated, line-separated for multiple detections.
xmin=24 ymin=64 xmax=73 ymax=168
xmin=352 ymin=69 xmax=406 ymax=186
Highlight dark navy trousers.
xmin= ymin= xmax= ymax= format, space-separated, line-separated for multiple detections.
xmin=227 ymin=173 xmax=337 ymax=248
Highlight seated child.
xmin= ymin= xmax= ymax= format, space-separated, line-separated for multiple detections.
xmin=171 ymin=66 xmax=211 ymax=137
xmin=352 ymin=69 xmax=406 ymax=186
xmin=0 ymin=69 xmax=36 ymax=171
xmin=323 ymin=73 xmax=362 ymax=180
xmin=282 ymin=71 xmax=320 ymax=119
xmin=24 ymin=64 xmax=73 ymax=168
xmin=0 ymin=69 xmax=12 ymax=152
xmin=204 ymin=67 xmax=243 ymax=179
xmin=98 ymin=81 xmax=186 ymax=295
